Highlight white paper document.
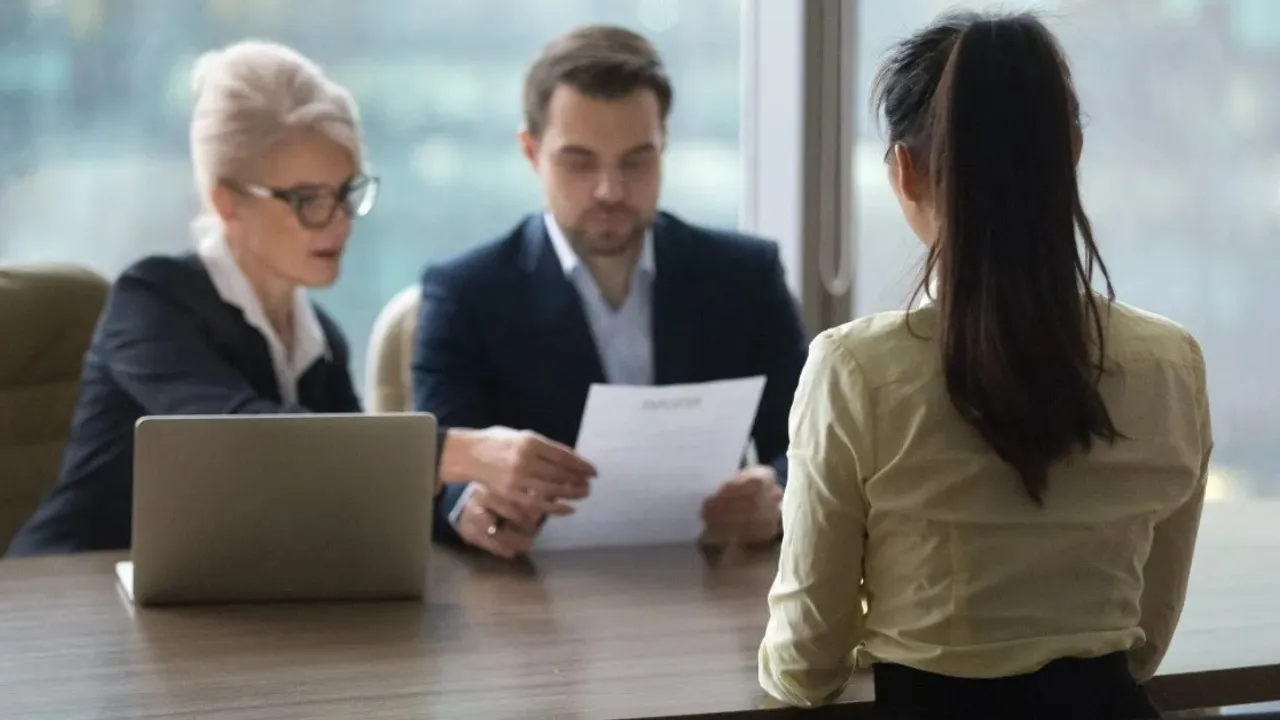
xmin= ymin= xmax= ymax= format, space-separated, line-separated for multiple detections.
xmin=534 ymin=376 xmax=767 ymax=551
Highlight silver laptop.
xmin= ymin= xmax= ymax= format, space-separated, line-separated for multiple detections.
xmin=116 ymin=413 xmax=436 ymax=606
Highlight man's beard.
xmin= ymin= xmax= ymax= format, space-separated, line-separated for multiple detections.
xmin=567 ymin=211 xmax=651 ymax=259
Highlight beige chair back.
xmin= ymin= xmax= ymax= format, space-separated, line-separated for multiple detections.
xmin=0 ymin=264 xmax=109 ymax=546
xmin=365 ymin=285 xmax=421 ymax=413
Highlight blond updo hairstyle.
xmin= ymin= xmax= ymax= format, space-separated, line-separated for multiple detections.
xmin=188 ymin=40 xmax=364 ymax=238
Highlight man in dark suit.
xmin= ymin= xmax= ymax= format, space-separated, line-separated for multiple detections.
xmin=413 ymin=25 xmax=808 ymax=559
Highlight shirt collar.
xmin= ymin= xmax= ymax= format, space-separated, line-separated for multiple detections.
xmin=197 ymin=233 xmax=330 ymax=393
xmin=543 ymin=212 xmax=655 ymax=278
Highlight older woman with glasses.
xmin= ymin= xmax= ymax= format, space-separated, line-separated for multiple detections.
xmin=8 ymin=41 xmax=590 ymax=556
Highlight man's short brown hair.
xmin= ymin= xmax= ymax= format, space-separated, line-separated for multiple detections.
xmin=522 ymin=25 xmax=674 ymax=138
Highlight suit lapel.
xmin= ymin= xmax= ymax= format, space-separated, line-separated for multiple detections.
xmin=519 ymin=217 xmax=606 ymax=385
xmin=651 ymin=215 xmax=697 ymax=385
xmin=188 ymin=254 xmax=285 ymax=402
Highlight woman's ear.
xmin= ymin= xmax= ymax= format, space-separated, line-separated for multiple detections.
xmin=209 ymin=183 xmax=239 ymax=226
xmin=889 ymin=143 xmax=923 ymax=203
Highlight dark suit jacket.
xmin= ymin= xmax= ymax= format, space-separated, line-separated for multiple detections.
xmin=412 ymin=212 xmax=808 ymax=542
xmin=6 ymin=254 xmax=361 ymax=556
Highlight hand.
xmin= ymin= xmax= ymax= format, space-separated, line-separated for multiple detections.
xmin=701 ymin=465 xmax=783 ymax=547
xmin=445 ymin=427 xmax=595 ymax=519
xmin=455 ymin=485 xmax=540 ymax=560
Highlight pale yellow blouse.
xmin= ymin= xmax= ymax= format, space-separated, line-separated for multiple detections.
xmin=759 ymin=300 xmax=1212 ymax=707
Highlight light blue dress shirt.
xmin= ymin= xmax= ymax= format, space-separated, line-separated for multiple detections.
xmin=543 ymin=212 xmax=655 ymax=386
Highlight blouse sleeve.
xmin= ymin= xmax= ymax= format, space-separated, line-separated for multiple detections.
xmin=1129 ymin=334 xmax=1212 ymax=681
xmin=759 ymin=331 xmax=876 ymax=707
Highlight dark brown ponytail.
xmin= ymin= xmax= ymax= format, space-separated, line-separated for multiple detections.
xmin=874 ymin=12 xmax=1121 ymax=504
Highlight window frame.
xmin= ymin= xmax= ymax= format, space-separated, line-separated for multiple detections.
xmin=739 ymin=0 xmax=857 ymax=335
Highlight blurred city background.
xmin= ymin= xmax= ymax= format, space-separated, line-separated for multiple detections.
xmin=0 ymin=0 xmax=1274 ymax=497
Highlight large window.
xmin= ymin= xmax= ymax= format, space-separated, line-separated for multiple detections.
xmin=0 ymin=0 xmax=742 ymax=384
xmin=854 ymin=0 xmax=1280 ymax=501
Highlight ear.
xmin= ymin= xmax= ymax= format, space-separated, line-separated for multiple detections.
xmin=209 ymin=183 xmax=239 ymax=226
xmin=1071 ymin=124 xmax=1084 ymax=167
xmin=517 ymin=127 xmax=539 ymax=169
xmin=889 ymin=143 xmax=924 ymax=203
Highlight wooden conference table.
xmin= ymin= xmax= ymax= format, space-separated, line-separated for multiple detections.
xmin=1 ymin=501 xmax=1278 ymax=719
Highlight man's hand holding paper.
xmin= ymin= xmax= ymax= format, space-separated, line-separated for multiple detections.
xmin=701 ymin=464 xmax=784 ymax=547
xmin=534 ymin=376 xmax=770 ymax=551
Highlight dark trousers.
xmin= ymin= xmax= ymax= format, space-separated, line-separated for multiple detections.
xmin=872 ymin=652 xmax=1162 ymax=720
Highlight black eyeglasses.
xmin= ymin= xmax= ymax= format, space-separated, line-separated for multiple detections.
xmin=225 ymin=174 xmax=379 ymax=230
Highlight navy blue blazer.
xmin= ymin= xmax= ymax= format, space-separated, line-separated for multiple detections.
xmin=6 ymin=254 xmax=361 ymax=557
xmin=412 ymin=212 xmax=808 ymax=542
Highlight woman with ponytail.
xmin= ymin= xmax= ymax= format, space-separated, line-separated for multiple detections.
xmin=759 ymin=12 xmax=1211 ymax=719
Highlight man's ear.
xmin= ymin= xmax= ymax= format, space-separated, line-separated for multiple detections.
xmin=517 ymin=127 xmax=539 ymax=169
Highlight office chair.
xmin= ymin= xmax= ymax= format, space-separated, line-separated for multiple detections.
xmin=0 ymin=263 xmax=108 ymax=546
xmin=365 ymin=285 xmax=420 ymax=413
